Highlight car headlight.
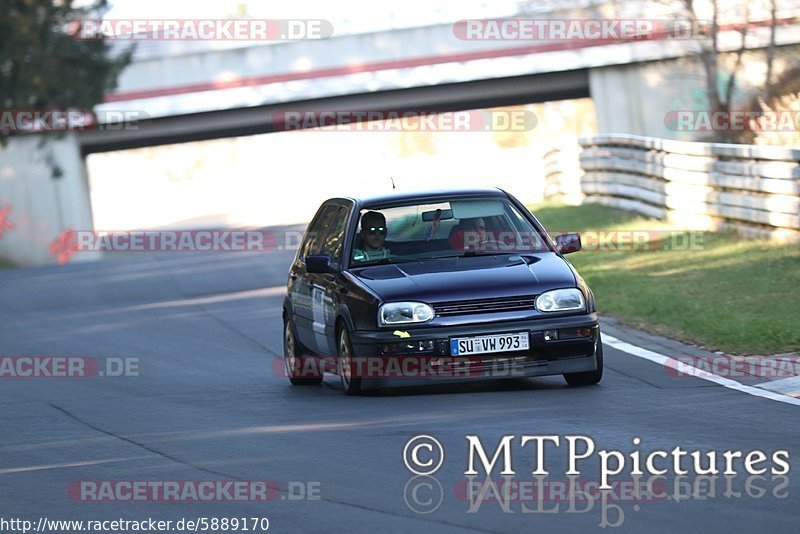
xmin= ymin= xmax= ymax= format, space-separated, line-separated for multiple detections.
xmin=378 ymin=302 xmax=435 ymax=326
xmin=536 ymin=289 xmax=585 ymax=312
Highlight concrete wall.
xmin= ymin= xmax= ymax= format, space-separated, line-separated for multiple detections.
xmin=0 ymin=134 xmax=98 ymax=266
xmin=589 ymin=43 xmax=800 ymax=140
xmin=559 ymin=134 xmax=800 ymax=241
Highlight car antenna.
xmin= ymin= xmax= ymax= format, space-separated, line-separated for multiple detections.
xmin=390 ymin=177 xmax=396 ymax=189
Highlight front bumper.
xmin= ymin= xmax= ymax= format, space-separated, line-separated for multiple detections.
xmin=349 ymin=313 xmax=600 ymax=388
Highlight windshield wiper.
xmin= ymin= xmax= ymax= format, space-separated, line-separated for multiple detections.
xmin=430 ymin=251 xmax=523 ymax=259
xmin=355 ymin=257 xmax=417 ymax=266
xmin=428 ymin=253 xmax=475 ymax=259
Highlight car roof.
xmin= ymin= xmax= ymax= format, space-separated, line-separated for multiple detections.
xmin=332 ymin=187 xmax=509 ymax=209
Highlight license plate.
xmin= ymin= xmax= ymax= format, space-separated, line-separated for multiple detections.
xmin=450 ymin=332 xmax=529 ymax=356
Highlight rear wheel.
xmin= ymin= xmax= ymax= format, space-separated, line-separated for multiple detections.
xmin=338 ymin=327 xmax=362 ymax=395
xmin=564 ymin=333 xmax=604 ymax=386
xmin=284 ymin=317 xmax=322 ymax=386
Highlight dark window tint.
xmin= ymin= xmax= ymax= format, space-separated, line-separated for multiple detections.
xmin=322 ymin=206 xmax=349 ymax=262
xmin=302 ymin=205 xmax=339 ymax=258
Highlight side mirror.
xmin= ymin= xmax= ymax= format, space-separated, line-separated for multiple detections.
xmin=555 ymin=233 xmax=581 ymax=254
xmin=306 ymin=254 xmax=335 ymax=274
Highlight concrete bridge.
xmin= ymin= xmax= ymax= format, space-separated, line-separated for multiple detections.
xmin=2 ymin=16 xmax=800 ymax=265
xmin=81 ymin=18 xmax=800 ymax=152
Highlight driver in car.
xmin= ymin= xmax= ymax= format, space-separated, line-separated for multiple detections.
xmin=352 ymin=211 xmax=391 ymax=262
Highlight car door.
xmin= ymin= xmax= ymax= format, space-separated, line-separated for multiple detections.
xmin=290 ymin=203 xmax=338 ymax=351
xmin=309 ymin=204 xmax=351 ymax=356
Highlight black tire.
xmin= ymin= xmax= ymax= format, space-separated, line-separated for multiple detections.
xmin=337 ymin=326 xmax=363 ymax=395
xmin=284 ymin=316 xmax=323 ymax=386
xmin=564 ymin=333 xmax=604 ymax=386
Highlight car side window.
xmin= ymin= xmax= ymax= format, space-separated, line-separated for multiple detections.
xmin=299 ymin=205 xmax=334 ymax=261
xmin=322 ymin=206 xmax=349 ymax=263
xmin=303 ymin=205 xmax=339 ymax=258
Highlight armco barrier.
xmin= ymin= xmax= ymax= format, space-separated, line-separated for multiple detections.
xmin=543 ymin=145 xmax=583 ymax=206
xmin=563 ymin=134 xmax=800 ymax=241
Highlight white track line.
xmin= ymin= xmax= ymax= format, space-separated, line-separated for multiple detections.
xmin=602 ymin=334 xmax=800 ymax=408
xmin=754 ymin=376 xmax=800 ymax=396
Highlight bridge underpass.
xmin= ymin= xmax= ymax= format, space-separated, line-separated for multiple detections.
xmin=81 ymin=77 xmax=595 ymax=233
xmin=78 ymin=69 xmax=590 ymax=153
xmin=4 ymin=15 xmax=799 ymax=264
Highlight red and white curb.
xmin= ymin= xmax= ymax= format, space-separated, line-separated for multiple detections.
xmin=603 ymin=334 xmax=800 ymax=408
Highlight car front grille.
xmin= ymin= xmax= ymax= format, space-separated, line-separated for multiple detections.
xmin=433 ymin=295 xmax=537 ymax=317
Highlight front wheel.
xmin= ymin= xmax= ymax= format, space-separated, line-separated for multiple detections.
xmin=338 ymin=327 xmax=362 ymax=395
xmin=564 ymin=334 xmax=604 ymax=386
xmin=284 ymin=317 xmax=322 ymax=386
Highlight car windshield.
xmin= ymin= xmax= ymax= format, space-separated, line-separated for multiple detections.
xmin=349 ymin=197 xmax=551 ymax=266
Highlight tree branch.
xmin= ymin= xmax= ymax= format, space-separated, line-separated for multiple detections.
xmin=723 ymin=3 xmax=750 ymax=109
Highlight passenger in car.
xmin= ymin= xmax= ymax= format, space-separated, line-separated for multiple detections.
xmin=450 ymin=217 xmax=491 ymax=250
xmin=352 ymin=211 xmax=392 ymax=262
xmin=465 ymin=217 xmax=487 ymax=244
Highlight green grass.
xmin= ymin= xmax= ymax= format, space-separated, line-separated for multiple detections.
xmin=0 ymin=258 xmax=13 ymax=269
xmin=529 ymin=202 xmax=800 ymax=355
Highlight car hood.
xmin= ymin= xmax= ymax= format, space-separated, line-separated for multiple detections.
xmin=350 ymin=254 xmax=576 ymax=303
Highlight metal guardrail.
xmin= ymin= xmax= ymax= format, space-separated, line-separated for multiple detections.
xmin=543 ymin=145 xmax=583 ymax=206
xmin=556 ymin=134 xmax=800 ymax=240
